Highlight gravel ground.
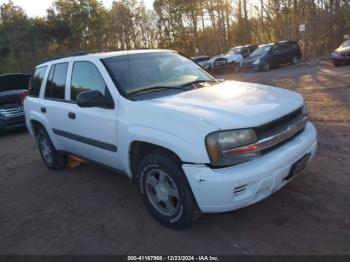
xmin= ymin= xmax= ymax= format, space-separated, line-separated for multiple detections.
xmin=0 ymin=60 xmax=349 ymax=255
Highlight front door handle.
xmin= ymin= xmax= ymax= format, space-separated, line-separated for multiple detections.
xmin=41 ymin=107 xmax=46 ymax=113
xmin=68 ymin=112 xmax=76 ymax=119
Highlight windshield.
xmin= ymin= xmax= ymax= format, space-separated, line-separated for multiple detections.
xmin=249 ymin=44 xmax=273 ymax=57
xmin=226 ymin=48 xmax=241 ymax=56
xmin=341 ymin=40 xmax=350 ymax=47
xmin=103 ymin=52 xmax=215 ymax=96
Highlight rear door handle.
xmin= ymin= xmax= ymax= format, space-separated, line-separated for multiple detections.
xmin=41 ymin=107 xmax=46 ymax=113
xmin=68 ymin=112 xmax=76 ymax=119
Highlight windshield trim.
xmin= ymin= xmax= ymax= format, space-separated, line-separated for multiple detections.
xmin=101 ymin=52 xmax=217 ymax=100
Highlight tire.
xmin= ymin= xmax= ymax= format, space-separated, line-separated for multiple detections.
xmin=136 ymin=152 xmax=200 ymax=229
xmin=36 ymin=127 xmax=67 ymax=170
xmin=262 ymin=61 xmax=270 ymax=71
xmin=292 ymin=56 xmax=299 ymax=65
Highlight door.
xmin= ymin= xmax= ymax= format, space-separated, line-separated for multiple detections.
xmin=278 ymin=43 xmax=292 ymax=64
xmin=41 ymin=62 xmax=70 ymax=151
xmin=268 ymin=45 xmax=284 ymax=67
xmin=62 ymin=61 xmax=119 ymax=169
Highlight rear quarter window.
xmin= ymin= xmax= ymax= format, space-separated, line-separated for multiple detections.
xmin=28 ymin=66 xmax=47 ymax=97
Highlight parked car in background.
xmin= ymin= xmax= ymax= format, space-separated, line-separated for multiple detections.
xmin=207 ymin=45 xmax=257 ymax=72
xmin=241 ymin=40 xmax=302 ymax=71
xmin=331 ymin=39 xmax=350 ymax=66
xmin=25 ymin=49 xmax=317 ymax=228
xmin=203 ymin=54 xmax=223 ymax=71
xmin=0 ymin=73 xmax=31 ymax=133
xmin=191 ymin=56 xmax=211 ymax=69
xmin=224 ymin=45 xmax=258 ymax=66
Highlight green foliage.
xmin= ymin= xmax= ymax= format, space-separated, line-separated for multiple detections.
xmin=0 ymin=0 xmax=349 ymax=74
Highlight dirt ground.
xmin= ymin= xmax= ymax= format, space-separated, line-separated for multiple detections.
xmin=0 ymin=60 xmax=349 ymax=255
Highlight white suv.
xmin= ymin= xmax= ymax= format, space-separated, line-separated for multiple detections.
xmin=24 ymin=50 xmax=317 ymax=228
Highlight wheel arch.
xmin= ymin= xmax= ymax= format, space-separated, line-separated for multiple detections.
xmin=128 ymin=140 xmax=182 ymax=182
xmin=30 ymin=119 xmax=46 ymax=136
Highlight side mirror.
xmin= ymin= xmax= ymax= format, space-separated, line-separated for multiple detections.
xmin=76 ymin=90 xmax=110 ymax=108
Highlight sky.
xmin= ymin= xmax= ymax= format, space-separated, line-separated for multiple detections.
xmin=0 ymin=0 xmax=155 ymax=17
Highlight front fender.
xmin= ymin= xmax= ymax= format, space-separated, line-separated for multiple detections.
xmin=118 ymin=125 xmax=211 ymax=176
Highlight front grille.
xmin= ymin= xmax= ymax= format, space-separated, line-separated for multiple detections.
xmin=255 ymin=107 xmax=304 ymax=140
xmin=252 ymin=107 xmax=307 ymax=154
xmin=0 ymin=107 xmax=24 ymax=118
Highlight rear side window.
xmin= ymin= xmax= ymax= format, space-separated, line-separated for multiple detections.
xmin=291 ymin=42 xmax=299 ymax=50
xmin=45 ymin=63 xmax=68 ymax=100
xmin=70 ymin=61 xmax=107 ymax=101
xmin=28 ymin=67 xmax=47 ymax=97
xmin=279 ymin=44 xmax=290 ymax=52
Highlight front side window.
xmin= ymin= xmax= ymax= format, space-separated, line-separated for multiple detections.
xmin=70 ymin=62 xmax=107 ymax=101
xmin=29 ymin=66 xmax=47 ymax=97
xmin=45 ymin=63 xmax=68 ymax=100
xmin=103 ymin=52 xmax=215 ymax=96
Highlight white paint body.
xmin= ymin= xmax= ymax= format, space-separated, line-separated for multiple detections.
xmin=223 ymin=53 xmax=244 ymax=63
xmin=24 ymin=50 xmax=317 ymax=213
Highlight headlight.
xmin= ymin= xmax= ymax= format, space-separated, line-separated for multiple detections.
xmin=331 ymin=52 xmax=340 ymax=58
xmin=253 ymin=59 xmax=261 ymax=65
xmin=206 ymin=129 xmax=259 ymax=167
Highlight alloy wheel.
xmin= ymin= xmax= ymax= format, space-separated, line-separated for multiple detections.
xmin=38 ymin=135 xmax=53 ymax=164
xmin=145 ymin=169 xmax=180 ymax=216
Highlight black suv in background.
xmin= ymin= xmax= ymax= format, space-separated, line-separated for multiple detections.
xmin=241 ymin=40 xmax=302 ymax=71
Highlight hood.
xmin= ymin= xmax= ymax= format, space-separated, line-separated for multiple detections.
xmin=146 ymin=81 xmax=304 ymax=130
xmin=335 ymin=46 xmax=350 ymax=53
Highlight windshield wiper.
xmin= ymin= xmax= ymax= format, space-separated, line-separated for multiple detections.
xmin=180 ymin=79 xmax=218 ymax=87
xmin=128 ymin=85 xmax=188 ymax=96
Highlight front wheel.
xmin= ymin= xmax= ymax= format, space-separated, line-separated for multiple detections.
xmin=262 ymin=61 xmax=270 ymax=71
xmin=137 ymin=152 xmax=200 ymax=229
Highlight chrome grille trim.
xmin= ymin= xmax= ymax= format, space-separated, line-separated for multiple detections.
xmin=223 ymin=116 xmax=308 ymax=155
xmin=0 ymin=107 xmax=24 ymax=117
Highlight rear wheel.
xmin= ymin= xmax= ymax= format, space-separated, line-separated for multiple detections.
xmin=36 ymin=127 xmax=66 ymax=170
xmin=137 ymin=152 xmax=200 ymax=229
xmin=292 ymin=56 xmax=299 ymax=65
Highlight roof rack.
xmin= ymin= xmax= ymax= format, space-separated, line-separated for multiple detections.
xmin=43 ymin=51 xmax=89 ymax=63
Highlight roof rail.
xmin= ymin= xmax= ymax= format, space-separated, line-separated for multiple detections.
xmin=43 ymin=51 xmax=89 ymax=63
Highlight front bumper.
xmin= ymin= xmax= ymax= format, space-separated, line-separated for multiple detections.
xmin=183 ymin=122 xmax=317 ymax=213
xmin=332 ymin=57 xmax=350 ymax=63
xmin=0 ymin=114 xmax=25 ymax=131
